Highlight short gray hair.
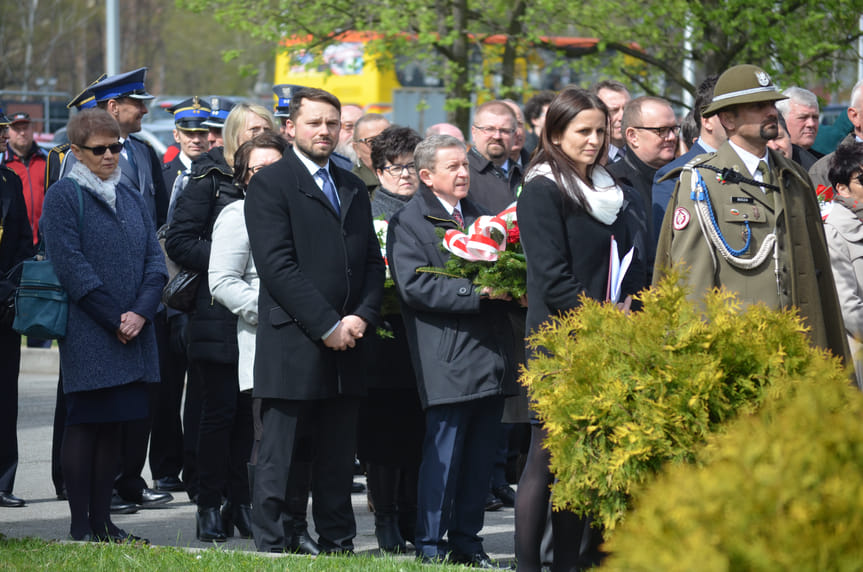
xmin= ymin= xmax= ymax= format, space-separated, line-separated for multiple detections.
xmin=414 ymin=134 xmax=466 ymax=173
xmin=776 ymin=86 xmax=819 ymax=117
xmin=851 ymin=79 xmax=863 ymax=111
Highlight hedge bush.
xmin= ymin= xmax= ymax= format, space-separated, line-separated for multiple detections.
xmin=602 ymin=372 xmax=863 ymax=571
xmin=520 ymin=269 xmax=848 ymax=532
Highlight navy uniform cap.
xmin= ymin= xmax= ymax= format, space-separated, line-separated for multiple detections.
xmin=202 ymin=96 xmax=237 ymax=129
xmin=273 ymin=84 xmax=304 ymax=117
xmin=0 ymin=109 xmax=10 ymax=126
xmin=66 ymin=74 xmax=107 ymax=110
xmin=167 ymin=97 xmax=212 ymax=131
xmin=91 ymin=67 xmax=154 ymax=102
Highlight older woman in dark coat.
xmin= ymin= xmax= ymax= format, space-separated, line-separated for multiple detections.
xmin=40 ymin=108 xmax=167 ymax=542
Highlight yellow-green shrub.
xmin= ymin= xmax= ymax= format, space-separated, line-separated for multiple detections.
xmin=602 ymin=372 xmax=863 ymax=571
xmin=520 ymin=269 xmax=847 ymax=532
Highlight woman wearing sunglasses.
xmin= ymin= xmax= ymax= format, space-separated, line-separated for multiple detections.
xmin=40 ymin=108 xmax=168 ymax=542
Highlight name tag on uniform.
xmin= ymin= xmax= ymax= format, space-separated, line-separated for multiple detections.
xmin=731 ymin=196 xmax=754 ymax=204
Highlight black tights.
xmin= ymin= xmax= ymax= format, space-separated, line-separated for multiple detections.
xmin=515 ymin=424 xmax=598 ymax=572
xmin=62 ymin=422 xmax=122 ymax=539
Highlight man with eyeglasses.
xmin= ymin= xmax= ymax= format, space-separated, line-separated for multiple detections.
xmin=654 ymin=64 xmax=849 ymax=364
xmin=608 ymin=96 xmax=679 ymax=273
xmin=352 ymin=113 xmax=390 ymax=194
xmin=468 ymin=100 xmax=522 ymax=214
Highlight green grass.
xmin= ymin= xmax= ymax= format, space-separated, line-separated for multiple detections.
xmin=0 ymin=537 xmax=481 ymax=571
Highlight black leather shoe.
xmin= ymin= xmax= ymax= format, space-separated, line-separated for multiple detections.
xmin=221 ymin=501 xmax=253 ymax=539
xmin=417 ymin=554 xmax=447 ymax=564
xmin=0 ymin=492 xmax=25 ymax=507
xmin=135 ymin=488 xmax=173 ymax=508
xmin=153 ymin=477 xmax=184 ymax=492
xmin=450 ymin=551 xmax=504 ymax=569
xmin=110 ymin=495 xmax=139 ymax=514
xmin=351 ymin=480 xmax=366 ymax=493
xmin=492 ymin=485 xmax=516 ymax=508
xmin=93 ymin=529 xmax=149 ymax=544
xmin=374 ymin=513 xmax=406 ymax=553
xmin=196 ymin=507 xmax=227 ymax=542
xmin=289 ymin=529 xmax=322 ymax=555
xmin=484 ymin=492 xmax=503 ymax=512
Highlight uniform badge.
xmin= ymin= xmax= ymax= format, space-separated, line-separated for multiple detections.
xmin=756 ymin=71 xmax=771 ymax=86
xmin=673 ymin=207 xmax=691 ymax=230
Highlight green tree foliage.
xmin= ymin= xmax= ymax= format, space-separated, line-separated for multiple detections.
xmin=520 ymin=269 xmax=849 ymax=532
xmin=602 ymin=370 xmax=863 ymax=571
xmin=178 ymin=0 xmax=547 ymax=130
xmin=559 ymin=0 xmax=863 ymax=103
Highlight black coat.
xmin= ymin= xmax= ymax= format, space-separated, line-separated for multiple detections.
xmin=245 ymin=148 xmax=384 ymax=401
xmin=0 ymin=167 xmax=35 ymax=331
xmin=467 ymin=148 xmax=523 ymax=214
xmin=386 ymin=185 xmax=519 ymax=409
xmin=517 ymin=175 xmax=647 ymax=340
xmin=164 ymin=147 xmax=242 ymax=363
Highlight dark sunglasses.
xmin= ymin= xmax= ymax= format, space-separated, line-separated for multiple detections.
xmin=79 ymin=142 xmax=123 ymax=156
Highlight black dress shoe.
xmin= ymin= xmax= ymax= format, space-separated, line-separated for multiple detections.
xmin=288 ymin=529 xmax=321 ymax=555
xmin=484 ymin=492 xmax=503 ymax=512
xmin=374 ymin=513 xmax=406 ymax=553
xmin=153 ymin=477 xmax=185 ymax=492
xmin=450 ymin=551 xmax=505 ymax=569
xmin=196 ymin=507 xmax=227 ymax=542
xmin=93 ymin=529 xmax=149 ymax=544
xmin=492 ymin=485 xmax=516 ymax=507
xmin=0 ymin=492 xmax=25 ymax=507
xmin=135 ymin=488 xmax=173 ymax=508
xmin=417 ymin=553 xmax=447 ymax=564
xmin=221 ymin=501 xmax=253 ymax=539
xmin=110 ymin=495 xmax=139 ymax=514
xmin=351 ymin=480 xmax=366 ymax=493
xmin=56 ymin=489 xmax=67 ymax=501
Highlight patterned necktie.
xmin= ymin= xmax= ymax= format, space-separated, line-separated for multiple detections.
xmin=757 ymin=160 xmax=772 ymax=190
xmin=317 ymin=168 xmax=340 ymax=215
xmin=452 ymin=207 xmax=464 ymax=228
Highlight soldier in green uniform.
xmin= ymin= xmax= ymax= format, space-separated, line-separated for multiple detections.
xmin=655 ymin=64 xmax=849 ymax=361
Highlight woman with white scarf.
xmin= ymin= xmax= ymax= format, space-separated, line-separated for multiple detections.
xmin=515 ymin=87 xmax=648 ymax=571
xmin=40 ymin=108 xmax=167 ymax=542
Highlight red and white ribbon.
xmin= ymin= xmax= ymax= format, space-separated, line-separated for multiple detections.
xmin=443 ymin=204 xmax=517 ymax=262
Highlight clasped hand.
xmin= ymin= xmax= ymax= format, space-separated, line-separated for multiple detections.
xmin=116 ymin=311 xmax=146 ymax=344
xmin=323 ymin=315 xmax=367 ymax=351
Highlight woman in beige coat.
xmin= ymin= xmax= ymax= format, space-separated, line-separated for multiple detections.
xmin=823 ymin=142 xmax=863 ymax=389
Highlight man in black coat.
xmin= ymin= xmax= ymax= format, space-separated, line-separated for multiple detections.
xmin=0 ymin=158 xmax=35 ymax=508
xmin=387 ymin=134 xmax=518 ymax=567
xmin=468 ymin=101 xmax=522 ymax=214
xmin=245 ymin=88 xmax=384 ymax=553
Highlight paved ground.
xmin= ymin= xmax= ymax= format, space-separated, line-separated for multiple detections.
xmin=0 ymin=348 xmax=517 ymax=563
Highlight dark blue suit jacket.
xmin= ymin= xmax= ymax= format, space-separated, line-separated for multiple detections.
xmin=650 ymin=140 xmax=709 ymax=246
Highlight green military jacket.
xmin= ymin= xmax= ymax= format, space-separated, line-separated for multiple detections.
xmin=654 ymin=141 xmax=850 ymax=362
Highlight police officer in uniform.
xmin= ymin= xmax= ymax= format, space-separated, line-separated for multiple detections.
xmin=202 ymin=96 xmax=236 ymax=152
xmin=655 ymin=64 xmax=849 ymax=360
xmin=162 ymin=97 xmax=211 ymax=192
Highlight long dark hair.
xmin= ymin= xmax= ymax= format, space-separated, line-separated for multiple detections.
xmin=526 ymin=86 xmax=608 ymax=211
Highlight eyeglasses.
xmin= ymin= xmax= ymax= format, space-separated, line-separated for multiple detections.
xmin=248 ymin=164 xmax=270 ymax=175
xmin=855 ymin=173 xmax=863 ymax=187
xmin=632 ymin=125 xmax=681 ymax=138
xmin=473 ymin=125 xmax=516 ymax=136
xmin=381 ymin=162 xmax=417 ymax=176
xmin=356 ymin=136 xmax=378 ymax=146
xmin=79 ymin=142 xmax=123 ymax=155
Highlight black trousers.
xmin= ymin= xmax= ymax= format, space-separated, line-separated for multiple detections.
xmin=0 ymin=328 xmax=21 ymax=494
xmin=148 ymin=312 xmax=186 ymax=481
xmin=251 ymin=396 xmax=359 ymax=553
xmin=194 ymin=359 xmax=253 ymax=509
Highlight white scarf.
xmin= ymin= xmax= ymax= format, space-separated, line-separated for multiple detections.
xmin=68 ymin=160 xmax=122 ymax=211
xmin=526 ymin=162 xmax=624 ymax=225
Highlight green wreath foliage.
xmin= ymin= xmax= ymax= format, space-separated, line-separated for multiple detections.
xmin=520 ymin=268 xmax=847 ymax=532
xmin=602 ymin=371 xmax=861 ymax=571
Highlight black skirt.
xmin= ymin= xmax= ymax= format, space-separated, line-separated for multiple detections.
xmin=65 ymin=381 xmax=149 ymax=425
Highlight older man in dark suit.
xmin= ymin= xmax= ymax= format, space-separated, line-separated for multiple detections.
xmin=245 ymin=87 xmax=384 ymax=554
xmin=387 ymin=135 xmax=518 ymax=567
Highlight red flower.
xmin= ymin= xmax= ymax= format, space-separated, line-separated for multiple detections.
xmin=506 ymin=223 xmax=520 ymax=244
xmin=816 ymin=184 xmax=834 ymax=202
